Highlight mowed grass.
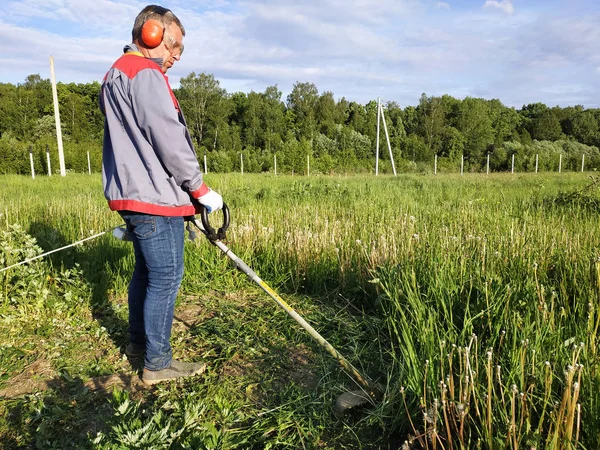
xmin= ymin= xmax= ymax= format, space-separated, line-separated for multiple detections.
xmin=1 ymin=172 xmax=599 ymax=449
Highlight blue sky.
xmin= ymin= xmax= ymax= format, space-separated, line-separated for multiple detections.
xmin=1 ymin=0 xmax=599 ymax=108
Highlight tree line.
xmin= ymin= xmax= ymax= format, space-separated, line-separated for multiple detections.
xmin=1 ymin=73 xmax=600 ymax=175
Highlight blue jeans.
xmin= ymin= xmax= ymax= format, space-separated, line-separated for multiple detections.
xmin=120 ymin=213 xmax=185 ymax=371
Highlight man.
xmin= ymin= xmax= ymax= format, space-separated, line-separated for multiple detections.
xmin=100 ymin=5 xmax=222 ymax=385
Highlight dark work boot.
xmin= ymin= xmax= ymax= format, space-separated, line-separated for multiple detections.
xmin=125 ymin=343 xmax=145 ymax=370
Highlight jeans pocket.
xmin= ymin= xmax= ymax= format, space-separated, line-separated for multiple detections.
xmin=128 ymin=216 xmax=157 ymax=239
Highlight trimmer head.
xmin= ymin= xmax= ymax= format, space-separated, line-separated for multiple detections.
xmin=334 ymin=390 xmax=378 ymax=416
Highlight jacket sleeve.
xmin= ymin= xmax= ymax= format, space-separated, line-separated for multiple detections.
xmin=130 ymin=68 xmax=208 ymax=198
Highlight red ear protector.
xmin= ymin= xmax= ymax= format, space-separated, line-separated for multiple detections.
xmin=141 ymin=19 xmax=164 ymax=48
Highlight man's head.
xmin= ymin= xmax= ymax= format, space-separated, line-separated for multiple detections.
xmin=132 ymin=5 xmax=185 ymax=73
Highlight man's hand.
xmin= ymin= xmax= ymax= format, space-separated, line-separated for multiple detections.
xmin=198 ymin=188 xmax=223 ymax=213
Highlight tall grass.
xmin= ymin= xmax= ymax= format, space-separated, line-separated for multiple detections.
xmin=1 ymin=172 xmax=599 ymax=448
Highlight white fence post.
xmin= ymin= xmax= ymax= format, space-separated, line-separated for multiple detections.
xmin=535 ymin=154 xmax=538 ymax=173
xmin=46 ymin=144 xmax=52 ymax=176
xmin=87 ymin=151 xmax=91 ymax=174
xmin=29 ymin=146 xmax=35 ymax=179
xmin=460 ymin=154 xmax=464 ymax=176
xmin=559 ymin=154 xmax=562 ymax=173
xmin=511 ymin=154 xmax=515 ymax=173
xmin=240 ymin=153 xmax=244 ymax=175
xmin=486 ymin=153 xmax=490 ymax=175
xmin=204 ymin=154 xmax=208 ymax=174
xmin=582 ymin=154 xmax=585 ymax=172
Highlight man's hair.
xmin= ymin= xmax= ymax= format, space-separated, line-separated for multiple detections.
xmin=132 ymin=5 xmax=185 ymax=42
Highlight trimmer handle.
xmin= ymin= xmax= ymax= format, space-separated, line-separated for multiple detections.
xmin=201 ymin=203 xmax=230 ymax=242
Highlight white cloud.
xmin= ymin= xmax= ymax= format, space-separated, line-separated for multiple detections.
xmin=2 ymin=0 xmax=600 ymax=108
xmin=483 ymin=0 xmax=514 ymax=15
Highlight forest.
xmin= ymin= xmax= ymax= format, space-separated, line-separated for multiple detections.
xmin=1 ymin=73 xmax=599 ymax=174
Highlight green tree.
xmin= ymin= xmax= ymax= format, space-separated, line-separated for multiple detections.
xmin=457 ymin=97 xmax=494 ymax=162
xmin=243 ymin=91 xmax=263 ymax=150
xmin=315 ymin=91 xmax=337 ymax=137
xmin=531 ymin=110 xmax=563 ymax=141
xmin=334 ymin=97 xmax=350 ymax=126
xmin=286 ymin=82 xmax=318 ymax=141
xmin=402 ymin=106 xmax=419 ymax=136
xmin=488 ymin=99 xmax=521 ymax=144
xmin=209 ymin=94 xmax=233 ymax=152
xmin=570 ymin=110 xmax=599 ymax=146
xmin=347 ymin=101 xmax=367 ymax=134
xmin=440 ymin=126 xmax=465 ymax=161
xmin=177 ymin=72 xmax=225 ymax=149
xmin=262 ymin=85 xmax=285 ymax=154
xmin=418 ymin=93 xmax=445 ymax=156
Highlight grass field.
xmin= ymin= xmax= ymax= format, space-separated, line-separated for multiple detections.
xmin=1 ymin=172 xmax=599 ymax=449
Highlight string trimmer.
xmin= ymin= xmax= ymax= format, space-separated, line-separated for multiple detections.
xmin=190 ymin=205 xmax=381 ymax=413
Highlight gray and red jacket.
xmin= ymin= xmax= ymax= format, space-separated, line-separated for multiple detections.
xmin=100 ymin=44 xmax=208 ymax=216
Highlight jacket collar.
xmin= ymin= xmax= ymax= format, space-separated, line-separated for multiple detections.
xmin=123 ymin=43 xmax=164 ymax=69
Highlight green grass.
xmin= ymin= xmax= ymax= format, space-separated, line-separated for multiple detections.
xmin=1 ymin=172 xmax=599 ymax=449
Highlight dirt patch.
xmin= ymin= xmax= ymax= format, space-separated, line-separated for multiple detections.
xmin=0 ymin=359 xmax=56 ymax=399
xmin=83 ymin=373 xmax=146 ymax=393
xmin=219 ymin=344 xmax=319 ymax=392
xmin=0 ymin=358 xmax=148 ymax=399
xmin=173 ymin=304 xmax=216 ymax=329
xmin=286 ymin=344 xmax=319 ymax=390
xmin=220 ymin=353 xmax=259 ymax=379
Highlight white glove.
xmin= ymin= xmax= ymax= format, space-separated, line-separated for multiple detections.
xmin=198 ymin=188 xmax=223 ymax=213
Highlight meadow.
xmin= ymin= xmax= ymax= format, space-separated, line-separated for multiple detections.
xmin=1 ymin=172 xmax=599 ymax=449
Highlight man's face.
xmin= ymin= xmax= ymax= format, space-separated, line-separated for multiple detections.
xmin=160 ymin=24 xmax=184 ymax=73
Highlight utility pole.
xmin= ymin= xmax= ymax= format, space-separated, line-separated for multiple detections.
xmin=375 ymin=97 xmax=381 ymax=176
xmin=378 ymin=100 xmax=396 ymax=176
xmin=50 ymin=56 xmax=66 ymax=176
